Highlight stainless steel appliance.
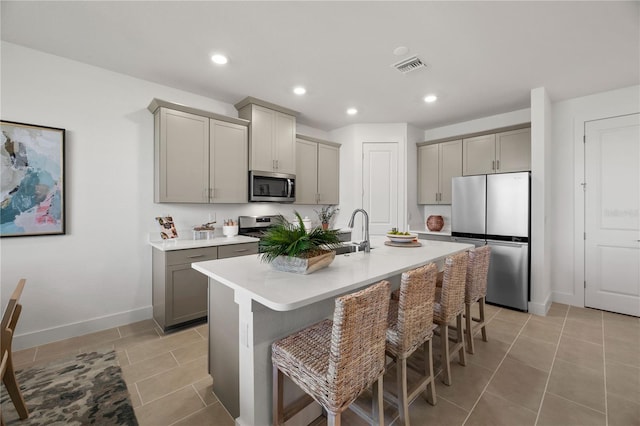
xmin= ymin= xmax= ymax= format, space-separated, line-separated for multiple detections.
xmin=249 ymin=171 xmax=295 ymax=203
xmin=238 ymin=215 xmax=280 ymax=239
xmin=451 ymin=172 xmax=530 ymax=311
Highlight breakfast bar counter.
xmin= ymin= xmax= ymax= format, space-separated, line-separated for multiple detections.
xmin=192 ymin=237 xmax=473 ymax=426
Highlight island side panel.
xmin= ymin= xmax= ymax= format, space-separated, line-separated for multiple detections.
xmin=208 ymin=278 xmax=240 ymax=417
xmin=236 ymin=293 xmax=338 ymax=426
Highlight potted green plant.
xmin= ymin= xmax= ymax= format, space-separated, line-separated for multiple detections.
xmin=315 ymin=206 xmax=339 ymax=230
xmin=260 ymin=212 xmax=342 ymax=274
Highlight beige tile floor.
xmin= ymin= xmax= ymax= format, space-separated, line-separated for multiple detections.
xmin=9 ymin=303 xmax=640 ymax=426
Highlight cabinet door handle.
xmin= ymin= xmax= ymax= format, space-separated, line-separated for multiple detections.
xmin=496 ymin=159 xmax=500 ymax=171
xmin=492 ymin=160 xmax=495 ymax=170
xmin=234 ymin=249 xmax=249 ymax=253
xmin=187 ymin=254 xmax=206 ymax=259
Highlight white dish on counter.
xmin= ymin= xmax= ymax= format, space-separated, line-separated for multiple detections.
xmin=386 ymin=233 xmax=418 ymax=243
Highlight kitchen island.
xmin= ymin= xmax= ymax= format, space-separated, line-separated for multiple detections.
xmin=192 ymin=236 xmax=473 ymax=426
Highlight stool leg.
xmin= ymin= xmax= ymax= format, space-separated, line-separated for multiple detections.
xmin=328 ymin=412 xmax=341 ymax=426
xmin=424 ymin=339 xmax=437 ymax=406
xmin=465 ymin=303 xmax=475 ymax=354
xmin=397 ymin=357 xmax=409 ymax=425
xmin=441 ymin=323 xmax=451 ymax=385
xmin=479 ymin=297 xmax=488 ymax=341
xmin=456 ymin=313 xmax=466 ymax=366
xmin=272 ymin=365 xmax=284 ymax=426
xmin=373 ymin=375 xmax=384 ymax=426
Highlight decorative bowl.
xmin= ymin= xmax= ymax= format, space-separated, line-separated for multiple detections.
xmin=386 ymin=233 xmax=418 ymax=243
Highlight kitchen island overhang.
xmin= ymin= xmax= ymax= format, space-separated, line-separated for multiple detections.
xmin=192 ymin=237 xmax=473 ymax=426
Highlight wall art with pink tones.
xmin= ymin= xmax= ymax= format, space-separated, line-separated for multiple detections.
xmin=1 ymin=120 xmax=65 ymax=237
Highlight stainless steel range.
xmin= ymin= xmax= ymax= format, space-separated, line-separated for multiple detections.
xmin=237 ymin=215 xmax=281 ymax=239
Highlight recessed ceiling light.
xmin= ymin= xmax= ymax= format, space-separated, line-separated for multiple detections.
xmin=424 ymin=94 xmax=438 ymax=103
xmin=211 ymin=54 xmax=228 ymax=65
xmin=347 ymin=108 xmax=358 ymax=115
xmin=293 ymin=87 xmax=306 ymax=95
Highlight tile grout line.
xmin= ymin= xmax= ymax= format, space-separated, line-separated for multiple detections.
xmin=544 ymin=390 xmax=607 ymax=415
xmin=460 ymin=310 xmax=532 ymax=426
xmin=533 ymin=306 xmax=570 ymax=425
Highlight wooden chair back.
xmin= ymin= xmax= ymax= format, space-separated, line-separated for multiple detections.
xmin=1 ymin=279 xmax=29 ymax=424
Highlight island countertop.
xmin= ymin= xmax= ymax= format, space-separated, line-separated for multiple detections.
xmin=194 ymin=235 xmax=474 ymax=425
xmin=192 ymin=236 xmax=473 ymax=312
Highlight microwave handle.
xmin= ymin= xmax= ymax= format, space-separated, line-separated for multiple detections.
xmin=287 ymin=179 xmax=293 ymax=198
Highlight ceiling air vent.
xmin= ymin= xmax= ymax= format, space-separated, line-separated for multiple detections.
xmin=392 ymin=56 xmax=426 ymax=74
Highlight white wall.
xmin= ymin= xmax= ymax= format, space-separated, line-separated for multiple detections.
xmin=330 ymin=123 xmax=408 ymax=240
xmin=550 ymin=85 xmax=640 ymax=307
xmin=529 ymin=87 xmax=552 ymax=315
xmin=1 ymin=42 xmax=328 ymax=349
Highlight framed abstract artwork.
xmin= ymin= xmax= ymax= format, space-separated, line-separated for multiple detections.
xmin=1 ymin=120 xmax=66 ymax=237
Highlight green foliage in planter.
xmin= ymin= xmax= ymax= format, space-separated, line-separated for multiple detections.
xmin=315 ymin=205 xmax=339 ymax=225
xmin=259 ymin=212 xmax=342 ymax=263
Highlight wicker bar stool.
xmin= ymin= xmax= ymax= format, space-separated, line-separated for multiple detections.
xmin=385 ymin=264 xmax=438 ymax=426
xmin=433 ymin=251 xmax=468 ymax=386
xmin=271 ymin=280 xmax=391 ymax=426
xmin=464 ymin=245 xmax=491 ymax=354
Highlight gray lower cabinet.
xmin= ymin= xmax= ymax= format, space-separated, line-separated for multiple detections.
xmin=418 ymin=233 xmax=452 ymax=242
xmin=152 ymin=242 xmax=258 ymax=331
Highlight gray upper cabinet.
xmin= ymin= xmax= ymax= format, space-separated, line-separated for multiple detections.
xmin=463 ymin=127 xmax=531 ymax=175
xmin=210 ymin=120 xmax=248 ymax=203
xmin=295 ymin=135 xmax=340 ymax=205
xmin=418 ymin=140 xmax=462 ymax=205
xmin=149 ymin=99 xmax=249 ymax=203
xmin=495 ymin=128 xmax=531 ymax=173
xmin=235 ymin=97 xmax=297 ymax=175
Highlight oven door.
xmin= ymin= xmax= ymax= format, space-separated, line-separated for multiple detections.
xmin=249 ymin=171 xmax=295 ymax=202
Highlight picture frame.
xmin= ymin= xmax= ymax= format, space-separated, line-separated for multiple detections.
xmin=1 ymin=120 xmax=66 ymax=237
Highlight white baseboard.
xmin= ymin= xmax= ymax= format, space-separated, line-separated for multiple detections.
xmin=552 ymin=291 xmax=584 ymax=308
xmin=13 ymin=306 xmax=153 ymax=351
xmin=528 ymin=293 xmax=552 ymax=316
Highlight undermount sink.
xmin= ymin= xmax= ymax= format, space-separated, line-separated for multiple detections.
xmin=334 ymin=243 xmax=375 ymax=255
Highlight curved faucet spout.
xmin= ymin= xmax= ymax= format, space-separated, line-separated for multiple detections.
xmin=347 ymin=209 xmax=370 ymax=253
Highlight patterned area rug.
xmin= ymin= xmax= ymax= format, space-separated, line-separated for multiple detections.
xmin=1 ymin=350 xmax=138 ymax=425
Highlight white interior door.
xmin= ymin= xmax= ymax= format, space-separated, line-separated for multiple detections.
xmin=585 ymin=113 xmax=640 ymax=316
xmin=363 ymin=142 xmax=398 ymax=236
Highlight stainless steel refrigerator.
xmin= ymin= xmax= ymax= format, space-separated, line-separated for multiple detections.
xmin=451 ymin=172 xmax=530 ymax=311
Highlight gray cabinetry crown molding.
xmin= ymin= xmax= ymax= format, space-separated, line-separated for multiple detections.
xmin=296 ymin=133 xmax=341 ymax=148
xmin=233 ymin=96 xmax=299 ymax=117
xmin=417 ymin=122 xmax=531 ymax=146
xmin=148 ymin=98 xmax=249 ymax=127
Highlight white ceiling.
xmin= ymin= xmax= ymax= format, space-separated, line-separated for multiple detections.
xmin=1 ymin=1 xmax=638 ymax=131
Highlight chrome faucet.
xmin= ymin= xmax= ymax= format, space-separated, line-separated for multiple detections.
xmin=347 ymin=208 xmax=370 ymax=253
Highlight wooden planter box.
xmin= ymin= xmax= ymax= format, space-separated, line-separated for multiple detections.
xmin=270 ymin=250 xmax=336 ymax=274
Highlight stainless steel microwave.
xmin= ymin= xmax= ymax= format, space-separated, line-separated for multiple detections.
xmin=249 ymin=171 xmax=295 ymax=203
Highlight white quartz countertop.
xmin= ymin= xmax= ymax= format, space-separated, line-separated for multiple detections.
xmin=192 ymin=236 xmax=472 ymax=312
xmin=149 ymin=235 xmax=259 ymax=251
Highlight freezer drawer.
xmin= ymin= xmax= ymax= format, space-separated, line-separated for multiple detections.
xmin=486 ymin=240 xmax=529 ymax=311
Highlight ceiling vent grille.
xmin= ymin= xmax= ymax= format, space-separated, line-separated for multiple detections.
xmin=392 ymin=56 xmax=426 ymax=74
